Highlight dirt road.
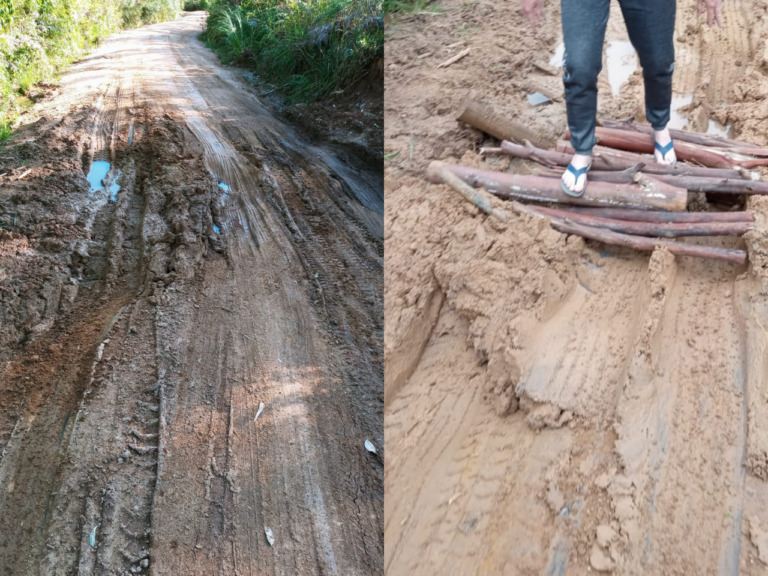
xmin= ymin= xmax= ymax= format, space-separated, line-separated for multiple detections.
xmin=385 ymin=0 xmax=768 ymax=574
xmin=0 ymin=12 xmax=382 ymax=576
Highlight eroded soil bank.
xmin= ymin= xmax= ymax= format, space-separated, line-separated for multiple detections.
xmin=0 ymin=12 xmax=383 ymax=576
xmin=384 ymin=0 xmax=768 ymax=574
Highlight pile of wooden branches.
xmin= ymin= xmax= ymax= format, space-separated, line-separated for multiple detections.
xmin=429 ymin=97 xmax=768 ymax=264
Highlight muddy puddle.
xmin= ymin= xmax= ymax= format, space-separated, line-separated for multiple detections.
xmin=669 ymin=94 xmax=734 ymax=136
xmin=87 ymin=160 xmax=110 ymax=192
xmin=606 ymin=40 xmax=637 ymax=96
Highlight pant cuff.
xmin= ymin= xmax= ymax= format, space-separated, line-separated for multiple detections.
xmin=573 ymin=147 xmax=593 ymax=156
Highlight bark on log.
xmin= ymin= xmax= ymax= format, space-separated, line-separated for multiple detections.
xmin=536 ymin=164 xmax=768 ymax=195
xmin=531 ymin=206 xmax=753 ymax=237
xmin=426 ymin=161 xmax=688 ymax=211
xmin=557 ymin=140 xmax=751 ymax=179
xmin=436 ymin=165 xmax=510 ymax=222
xmin=551 ymin=205 xmax=754 ymax=224
xmin=456 ymin=96 xmax=549 ymax=148
xmin=433 ymin=166 xmax=747 ymax=264
xmin=510 ymin=203 xmax=747 ymax=263
xmin=579 ymin=127 xmax=768 ymax=169
xmin=546 ymin=216 xmax=747 ymax=264
xmin=600 ymin=118 xmax=761 ymax=150
xmin=501 ymin=140 xmax=744 ymax=179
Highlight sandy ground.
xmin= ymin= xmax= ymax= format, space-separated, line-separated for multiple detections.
xmin=384 ymin=0 xmax=768 ymax=574
xmin=0 ymin=12 xmax=383 ymax=576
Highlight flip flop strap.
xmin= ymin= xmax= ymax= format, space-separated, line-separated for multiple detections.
xmin=654 ymin=139 xmax=674 ymax=157
xmin=566 ymin=164 xmax=589 ymax=179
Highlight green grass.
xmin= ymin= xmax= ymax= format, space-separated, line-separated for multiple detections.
xmin=383 ymin=0 xmax=435 ymax=14
xmin=202 ymin=0 xmax=382 ymax=104
xmin=0 ymin=0 xmax=183 ymax=141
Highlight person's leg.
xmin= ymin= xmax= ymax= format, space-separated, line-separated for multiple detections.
xmin=560 ymin=0 xmax=610 ymax=193
xmin=618 ymin=0 xmax=677 ymax=163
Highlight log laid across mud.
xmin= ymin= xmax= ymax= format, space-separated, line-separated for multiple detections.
xmin=576 ymin=127 xmax=768 ymax=169
xmin=535 ymin=164 xmax=768 ymax=195
xmin=427 ymin=161 xmax=688 ymax=212
xmin=600 ymin=118 xmax=763 ymax=151
xmin=433 ymin=166 xmax=747 ymax=264
xmin=456 ymin=96 xmax=550 ymax=149
xmin=501 ymin=140 xmax=744 ymax=180
xmin=530 ymin=206 xmax=753 ymax=238
xmin=512 ymin=204 xmax=748 ymax=264
xmin=547 ymin=216 xmax=748 ymax=264
xmin=551 ymin=205 xmax=754 ymax=224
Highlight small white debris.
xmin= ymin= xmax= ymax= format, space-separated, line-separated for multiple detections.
xmin=365 ymin=440 xmax=377 ymax=454
xmin=264 ymin=526 xmax=275 ymax=546
xmin=89 ymin=524 xmax=100 ymax=548
xmin=254 ymin=402 xmax=265 ymax=422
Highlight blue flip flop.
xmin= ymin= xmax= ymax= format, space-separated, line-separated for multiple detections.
xmin=561 ymin=162 xmax=591 ymax=198
xmin=654 ymin=138 xmax=677 ymax=166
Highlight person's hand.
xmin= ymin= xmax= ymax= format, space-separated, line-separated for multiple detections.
xmin=521 ymin=0 xmax=543 ymax=27
xmin=697 ymin=0 xmax=722 ymax=27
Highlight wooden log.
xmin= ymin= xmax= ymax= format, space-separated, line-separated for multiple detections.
xmin=501 ymin=140 xmax=744 ymax=179
xmin=456 ymin=96 xmax=549 ymax=148
xmin=543 ymin=214 xmax=748 ymax=264
xmin=584 ymin=127 xmax=768 ymax=169
xmin=555 ymin=205 xmax=754 ymax=224
xmin=432 ymin=168 xmax=747 ymax=264
xmin=435 ymin=165 xmax=510 ymax=222
xmin=531 ymin=206 xmax=753 ymax=237
xmin=567 ymin=129 xmax=735 ymax=168
xmin=426 ymin=161 xmax=688 ymax=211
xmin=557 ymin=140 xmax=753 ymax=180
xmin=536 ymin=164 xmax=768 ymax=195
xmin=600 ymin=118 xmax=761 ymax=150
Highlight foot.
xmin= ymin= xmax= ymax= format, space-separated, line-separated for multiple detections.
xmin=561 ymin=153 xmax=592 ymax=194
xmin=653 ymin=127 xmax=677 ymax=165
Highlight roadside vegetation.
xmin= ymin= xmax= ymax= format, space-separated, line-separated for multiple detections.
xmin=196 ymin=0 xmax=383 ymax=103
xmin=0 ymin=0 xmax=183 ymax=141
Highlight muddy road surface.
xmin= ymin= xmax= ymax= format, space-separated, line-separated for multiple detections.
xmin=385 ymin=0 xmax=768 ymax=574
xmin=0 ymin=12 xmax=383 ymax=576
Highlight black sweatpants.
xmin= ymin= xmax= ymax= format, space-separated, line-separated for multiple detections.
xmin=561 ymin=0 xmax=676 ymax=154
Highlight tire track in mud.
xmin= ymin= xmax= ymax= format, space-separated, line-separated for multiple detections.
xmin=384 ymin=311 xmax=572 ymax=576
xmin=385 ymin=0 xmax=768 ymax=570
xmin=137 ymin=28 xmax=365 ymax=576
xmin=0 ymin=11 xmax=382 ymax=576
xmin=517 ymin=255 xmax=647 ymax=418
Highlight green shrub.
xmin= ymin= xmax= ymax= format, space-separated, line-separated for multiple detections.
xmin=203 ymin=0 xmax=382 ymax=103
xmin=0 ymin=0 xmax=183 ymax=140
xmin=183 ymin=0 xmax=208 ymax=11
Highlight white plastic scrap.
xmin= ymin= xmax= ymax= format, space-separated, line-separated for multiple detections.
xmin=253 ymin=402 xmax=265 ymax=422
xmin=365 ymin=439 xmax=377 ymax=454
xmin=89 ymin=524 xmax=100 ymax=548
xmin=264 ymin=526 xmax=275 ymax=546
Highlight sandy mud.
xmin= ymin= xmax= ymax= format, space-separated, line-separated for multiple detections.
xmin=0 ymin=12 xmax=382 ymax=576
xmin=384 ymin=0 xmax=768 ymax=574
